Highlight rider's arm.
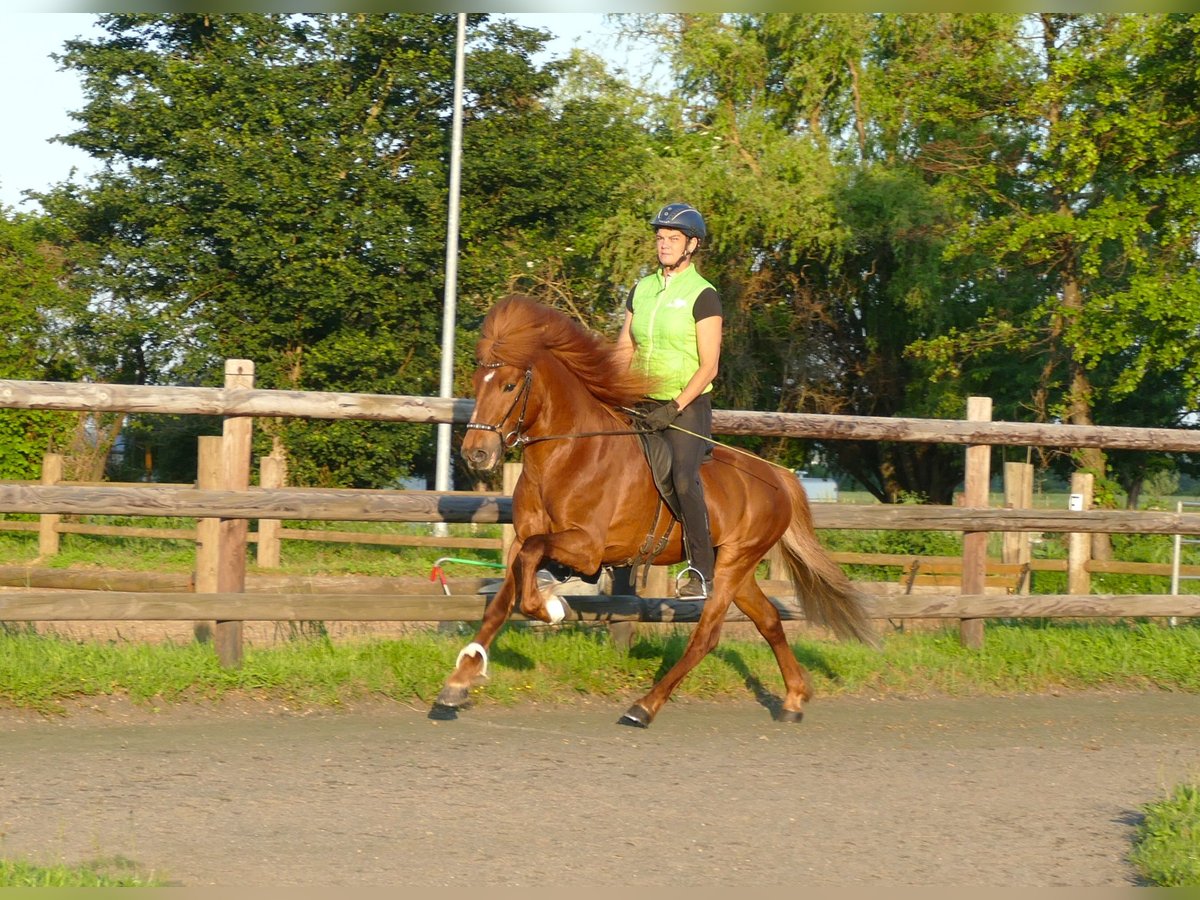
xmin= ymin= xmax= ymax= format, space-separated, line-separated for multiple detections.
xmin=673 ymin=314 xmax=721 ymax=411
xmin=615 ymin=308 xmax=636 ymax=370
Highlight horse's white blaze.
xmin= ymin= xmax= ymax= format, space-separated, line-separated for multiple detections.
xmin=456 ymin=642 xmax=489 ymax=678
xmin=483 ymin=371 xmax=495 ymax=382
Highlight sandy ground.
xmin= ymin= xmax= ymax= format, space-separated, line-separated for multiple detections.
xmin=1 ymin=690 xmax=1197 ymax=887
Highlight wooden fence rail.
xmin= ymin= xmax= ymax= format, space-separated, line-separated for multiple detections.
xmin=5 ymin=371 xmax=1200 ymax=665
xmin=0 ymin=518 xmax=502 ymax=551
xmin=6 ymin=483 xmax=1200 ymax=534
xmin=0 ymin=591 xmax=1196 ymax=624
xmin=6 ymin=377 xmax=1200 ymax=450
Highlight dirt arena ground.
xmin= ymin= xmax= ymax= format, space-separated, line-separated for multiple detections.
xmin=1 ymin=689 xmax=1197 ymax=887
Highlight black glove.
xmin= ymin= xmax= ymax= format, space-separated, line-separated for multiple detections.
xmin=642 ymin=399 xmax=681 ymax=431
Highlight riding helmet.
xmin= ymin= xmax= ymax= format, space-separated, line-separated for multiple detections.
xmin=650 ymin=203 xmax=707 ymax=241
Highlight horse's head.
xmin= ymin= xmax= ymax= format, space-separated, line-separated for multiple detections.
xmin=461 ymin=359 xmax=533 ymax=473
xmin=460 ymin=294 xmax=657 ymax=473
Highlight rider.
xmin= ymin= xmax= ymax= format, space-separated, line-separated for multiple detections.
xmin=616 ymin=202 xmax=723 ymax=601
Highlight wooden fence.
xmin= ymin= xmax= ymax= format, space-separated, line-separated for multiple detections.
xmin=0 ymin=475 xmax=504 ymax=559
xmin=9 ymin=471 xmax=1198 ymax=582
xmin=3 ymin=364 xmax=1200 ymax=664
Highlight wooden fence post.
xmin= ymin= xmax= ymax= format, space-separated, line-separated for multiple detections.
xmin=1003 ymin=461 xmax=1034 ymax=594
xmin=256 ymin=452 xmax=286 ymax=569
xmin=38 ymin=453 xmax=63 ymax=558
xmin=643 ymin=561 xmax=671 ymax=598
xmin=960 ymin=396 xmax=992 ymax=649
xmin=215 ymin=359 xmax=254 ymax=667
xmin=1068 ymin=472 xmax=1094 ymax=595
xmin=194 ymin=436 xmax=222 ymax=644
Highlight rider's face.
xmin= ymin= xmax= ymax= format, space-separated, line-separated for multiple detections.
xmin=656 ymin=228 xmax=693 ymax=269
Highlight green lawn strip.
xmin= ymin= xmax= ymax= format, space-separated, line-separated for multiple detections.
xmin=2 ymin=620 xmax=1197 ymax=713
xmin=2 ymin=620 xmax=1198 ymax=885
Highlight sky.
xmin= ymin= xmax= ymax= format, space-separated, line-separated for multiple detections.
xmin=0 ymin=12 xmax=628 ymax=213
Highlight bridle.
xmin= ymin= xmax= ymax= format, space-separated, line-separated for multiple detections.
xmin=465 ymin=359 xmax=679 ymax=448
xmin=465 ymin=361 xmax=535 ymax=449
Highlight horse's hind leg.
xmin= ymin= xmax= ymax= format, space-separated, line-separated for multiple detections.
xmin=733 ymin=578 xmax=813 ymax=723
xmin=619 ymin=595 xmax=733 ymax=728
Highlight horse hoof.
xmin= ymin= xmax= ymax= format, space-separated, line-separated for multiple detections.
xmin=435 ymin=684 xmax=469 ymax=709
xmin=618 ymin=704 xmax=652 ymax=728
xmin=428 ymin=703 xmax=459 ymax=721
xmin=776 ymin=708 xmax=804 ymax=724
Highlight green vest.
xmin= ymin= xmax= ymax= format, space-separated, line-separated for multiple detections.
xmin=629 ymin=265 xmax=717 ymax=400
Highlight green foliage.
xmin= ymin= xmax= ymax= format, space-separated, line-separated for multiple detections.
xmin=597 ymin=15 xmax=1058 ymax=503
xmin=8 ymin=12 xmax=1200 ymax=505
xmin=1129 ymin=782 xmax=1200 ymax=886
xmin=0 ymin=212 xmax=89 ymax=478
xmin=35 ymin=13 xmax=651 ymax=488
xmin=825 ymin=526 xmax=962 ymax=559
xmin=911 ymin=15 xmax=1200 ymax=426
xmin=0 ymin=213 xmax=89 ymax=381
xmin=0 ymin=410 xmax=71 ymax=481
xmin=0 ymin=857 xmax=164 ymax=887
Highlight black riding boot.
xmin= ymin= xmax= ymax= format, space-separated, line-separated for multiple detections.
xmin=664 ymin=396 xmax=715 ymax=601
xmin=676 ymin=521 xmax=715 ymax=600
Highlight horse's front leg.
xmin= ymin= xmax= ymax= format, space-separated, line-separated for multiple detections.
xmin=434 ymin=573 xmax=519 ymax=710
xmin=512 ymin=530 xmax=600 ymax=625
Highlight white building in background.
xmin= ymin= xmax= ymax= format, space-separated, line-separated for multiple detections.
xmin=797 ymin=470 xmax=839 ymax=503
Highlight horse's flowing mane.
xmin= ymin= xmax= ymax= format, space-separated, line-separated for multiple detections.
xmin=477 ymin=294 xmax=657 ymax=407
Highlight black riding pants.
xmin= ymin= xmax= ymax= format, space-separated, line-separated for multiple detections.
xmin=662 ymin=394 xmax=715 ymax=581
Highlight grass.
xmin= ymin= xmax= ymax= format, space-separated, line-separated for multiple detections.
xmin=0 ymin=857 xmax=165 ymax=887
xmin=2 ymin=618 xmax=1198 ymax=714
xmin=1129 ymin=783 xmax=1200 ymax=886
xmin=5 ymin=620 xmax=1199 ymax=888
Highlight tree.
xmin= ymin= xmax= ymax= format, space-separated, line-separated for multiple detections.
xmin=37 ymin=13 xmax=650 ymax=488
xmin=597 ymin=14 xmax=1027 ymax=502
xmin=0 ymin=209 xmax=95 ymax=480
xmin=910 ymin=14 xmax=1200 ymax=506
xmin=603 ymin=13 xmax=1200 ymax=506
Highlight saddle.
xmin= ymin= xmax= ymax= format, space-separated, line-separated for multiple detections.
xmin=636 ymin=430 xmax=684 ymax=523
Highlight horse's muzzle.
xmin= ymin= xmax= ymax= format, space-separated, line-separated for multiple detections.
xmin=461 ymin=440 xmax=501 ymax=473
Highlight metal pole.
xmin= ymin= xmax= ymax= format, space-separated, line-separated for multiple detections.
xmin=435 ymin=13 xmax=466 ymax=509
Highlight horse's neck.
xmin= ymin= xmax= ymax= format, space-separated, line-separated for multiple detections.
xmin=537 ymin=376 xmax=619 ymax=441
xmin=534 ymin=361 xmax=615 ymax=437
xmin=521 ymin=366 xmax=631 ymax=472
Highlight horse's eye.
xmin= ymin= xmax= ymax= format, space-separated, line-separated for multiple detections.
xmin=502 ymin=382 xmax=517 ymax=393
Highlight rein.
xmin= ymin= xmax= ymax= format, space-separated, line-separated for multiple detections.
xmin=519 ymin=425 xmax=645 ymax=446
xmin=467 ymin=361 xmax=644 ymax=448
xmin=466 ymin=362 xmax=790 ymax=470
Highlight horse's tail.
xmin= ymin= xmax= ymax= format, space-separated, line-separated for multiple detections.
xmin=776 ymin=474 xmax=878 ymax=647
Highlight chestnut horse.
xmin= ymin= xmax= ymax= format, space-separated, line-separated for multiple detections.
xmin=435 ymin=294 xmax=875 ymax=727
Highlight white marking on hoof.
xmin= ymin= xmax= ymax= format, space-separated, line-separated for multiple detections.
xmin=545 ymin=596 xmax=566 ymax=624
xmin=455 ymin=642 xmax=489 ymax=679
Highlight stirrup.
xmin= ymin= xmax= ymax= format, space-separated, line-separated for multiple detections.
xmin=674 ymin=566 xmax=709 ymax=601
